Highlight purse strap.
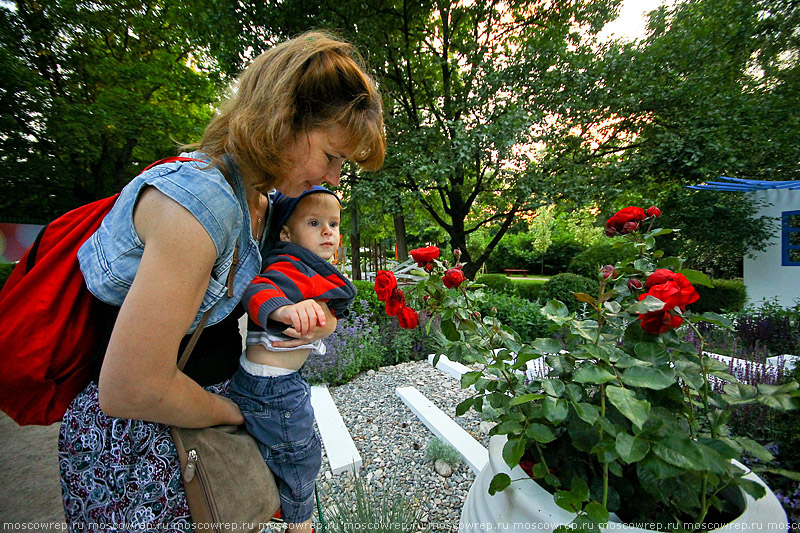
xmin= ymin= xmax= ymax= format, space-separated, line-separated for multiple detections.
xmin=176 ymin=245 xmax=239 ymax=372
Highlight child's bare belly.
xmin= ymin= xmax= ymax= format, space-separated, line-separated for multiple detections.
xmin=244 ymin=343 xmax=310 ymax=371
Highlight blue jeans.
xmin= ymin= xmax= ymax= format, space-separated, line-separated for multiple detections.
xmin=228 ymin=369 xmax=321 ymax=523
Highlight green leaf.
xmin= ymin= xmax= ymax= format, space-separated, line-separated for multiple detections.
xmin=533 ymin=337 xmax=563 ymax=354
xmin=723 ymin=383 xmax=758 ymax=404
xmin=493 ymin=420 xmax=524 ymax=435
xmin=763 ymin=468 xmax=800 ymax=482
xmin=526 ymin=423 xmax=557 ymax=443
xmin=441 ymin=319 xmax=461 ymax=341
xmin=625 ymin=295 xmax=666 ymax=314
xmin=620 ymin=366 xmax=676 ymax=390
xmin=734 ymin=436 xmax=775 ymax=462
xmin=677 ymin=268 xmax=713 ymax=288
xmin=455 ymin=397 xmax=473 ymax=416
xmin=584 ymin=502 xmax=610 ymax=524
xmin=615 ymin=432 xmax=650 ymax=463
xmin=543 ymin=300 xmax=570 ymax=318
xmin=573 ymin=364 xmax=617 ymax=384
xmin=554 ymin=491 xmax=582 ymax=513
xmin=542 ymin=379 xmax=566 ymax=398
xmin=510 ymin=393 xmax=545 ymax=406
xmin=573 ymin=402 xmax=600 ymax=425
xmin=691 ymin=312 xmax=734 ymax=330
xmin=737 ymin=478 xmax=766 ymax=501
xmin=502 ymin=437 xmax=527 ymax=469
xmin=570 ymin=477 xmax=590 ymax=502
xmin=606 ymin=386 xmax=651 ymax=428
xmin=633 ymin=342 xmax=670 ymax=365
xmin=544 ymin=397 xmax=569 ymax=424
xmin=461 ymin=371 xmax=482 ymax=388
xmin=488 ymin=473 xmax=511 ymax=495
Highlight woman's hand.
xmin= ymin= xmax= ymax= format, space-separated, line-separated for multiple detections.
xmin=271 ymin=301 xmax=337 ymax=348
xmin=97 ymin=186 xmax=243 ymax=428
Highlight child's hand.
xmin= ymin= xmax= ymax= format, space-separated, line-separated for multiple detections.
xmin=269 ymin=300 xmax=327 ymax=337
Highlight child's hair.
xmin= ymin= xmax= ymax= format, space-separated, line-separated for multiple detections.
xmin=186 ymin=31 xmax=385 ymax=190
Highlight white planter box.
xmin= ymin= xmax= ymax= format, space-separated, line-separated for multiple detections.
xmin=459 ymin=435 xmax=788 ymax=533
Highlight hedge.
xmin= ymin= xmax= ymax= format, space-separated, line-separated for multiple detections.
xmin=475 ymin=274 xmax=545 ymax=301
xmin=538 ymin=273 xmax=599 ymax=313
xmin=690 ymin=278 xmax=747 ymax=314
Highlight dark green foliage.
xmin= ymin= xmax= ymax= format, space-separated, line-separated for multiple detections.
xmin=474 ymin=291 xmax=550 ymax=343
xmin=538 ymin=273 xmax=599 ymax=313
xmin=352 ymin=280 xmax=385 ymax=319
xmin=485 ymin=235 xmax=587 ymax=276
xmin=475 ymin=274 xmax=545 ymax=302
xmin=690 ymin=279 xmax=747 ymax=314
xmin=567 ymin=242 xmax=632 ymax=279
xmin=541 ymin=238 xmax=589 ymax=276
xmin=0 ymin=263 xmax=14 ymax=292
xmin=474 ymin=274 xmax=512 ymax=293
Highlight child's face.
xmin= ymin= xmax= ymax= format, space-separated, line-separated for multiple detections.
xmin=279 ymin=194 xmax=341 ymax=260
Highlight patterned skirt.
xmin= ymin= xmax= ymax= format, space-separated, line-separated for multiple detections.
xmin=58 ymin=381 xmax=229 ymax=531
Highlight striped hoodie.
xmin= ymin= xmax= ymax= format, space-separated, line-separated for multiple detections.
xmin=243 ymin=241 xmax=357 ymax=335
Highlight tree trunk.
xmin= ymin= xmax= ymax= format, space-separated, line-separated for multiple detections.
xmin=351 ymin=198 xmax=362 ymax=281
xmin=394 ymin=213 xmax=408 ymax=260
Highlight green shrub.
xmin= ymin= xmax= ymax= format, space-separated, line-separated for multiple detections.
xmin=541 ymin=238 xmax=587 ymax=275
xmin=352 ymin=280 xmax=384 ymax=321
xmin=425 ymin=438 xmax=461 ymax=468
xmin=538 ymin=273 xmax=599 ymax=313
xmin=508 ymin=278 xmax=546 ymax=301
xmin=474 ymin=291 xmax=550 ymax=342
xmin=0 ymin=263 xmax=14 ymax=292
xmin=567 ymin=242 xmax=632 ymax=279
xmin=475 ymin=274 xmax=514 ymax=294
xmin=690 ymin=278 xmax=747 ymax=313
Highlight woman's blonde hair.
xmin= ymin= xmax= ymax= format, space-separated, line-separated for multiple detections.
xmin=189 ymin=31 xmax=385 ymax=191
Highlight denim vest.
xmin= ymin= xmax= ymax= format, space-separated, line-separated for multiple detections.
xmin=78 ymin=152 xmax=269 ymax=333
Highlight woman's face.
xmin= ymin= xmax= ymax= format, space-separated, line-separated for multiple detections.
xmin=277 ymin=125 xmax=353 ymax=197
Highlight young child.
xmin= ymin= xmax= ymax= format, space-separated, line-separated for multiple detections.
xmin=229 ymin=186 xmax=356 ymax=531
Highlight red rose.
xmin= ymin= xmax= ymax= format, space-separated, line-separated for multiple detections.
xmin=397 ymin=306 xmax=420 ymax=329
xmin=639 ymin=309 xmax=684 ymax=335
xmin=644 ymin=269 xmax=699 ymax=310
xmin=606 ymin=207 xmax=646 ymax=235
xmin=386 ymin=288 xmax=406 ymax=317
xmin=375 ymin=270 xmax=397 ymax=302
xmin=410 ymin=246 xmax=440 ymax=267
xmin=647 ymin=206 xmax=662 ymax=217
xmin=637 ymin=269 xmax=699 ymax=334
xmin=442 ymin=268 xmax=466 ymax=289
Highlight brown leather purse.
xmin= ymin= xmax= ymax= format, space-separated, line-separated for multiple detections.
xmin=170 ymin=261 xmax=281 ymax=531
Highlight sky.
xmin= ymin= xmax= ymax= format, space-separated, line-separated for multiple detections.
xmin=598 ymin=0 xmax=673 ymax=42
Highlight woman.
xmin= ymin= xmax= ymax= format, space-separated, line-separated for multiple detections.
xmin=58 ymin=31 xmax=385 ymax=528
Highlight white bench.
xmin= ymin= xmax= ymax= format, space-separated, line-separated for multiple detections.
xmin=396 ymin=386 xmax=488 ymax=474
xmin=311 ymin=385 xmax=362 ymax=475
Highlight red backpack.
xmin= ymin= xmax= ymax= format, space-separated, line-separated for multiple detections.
xmin=0 ymin=157 xmax=200 ymax=425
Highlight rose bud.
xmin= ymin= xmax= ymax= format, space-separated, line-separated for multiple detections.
xmin=442 ymin=267 xmax=466 ymax=289
xmin=627 ymin=278 xmax=643 ymax=291
xmin=646 ymin=206 xmax=662 ymax=217
xmin=604 ymin=227 xmax=616 ymax=237
xmin=600 ymin=265 xmax=617 ymax=280
xmin=622 ymin=221 xmax=639 ymax=233
xmin=473 ymin=311 xmax=481 ymax=319
xmin=424 ymin=263 xmax=434 ymax=273
xmin=454 ymin=248 xmax=462 ymax=261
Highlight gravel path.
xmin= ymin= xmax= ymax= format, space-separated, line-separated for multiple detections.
xmin=316 ymin=359 xmax=488 ymax=532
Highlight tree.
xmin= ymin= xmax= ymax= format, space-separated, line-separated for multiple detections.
xmin=245 ymin=0 xmax=633 ymax=278
xmin=0 ymin=0 xmax=244 ymax=222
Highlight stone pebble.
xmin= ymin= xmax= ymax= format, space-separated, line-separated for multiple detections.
xmin=313 ymin=360 xmax=490 ymax=532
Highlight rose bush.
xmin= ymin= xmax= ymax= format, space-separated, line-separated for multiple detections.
xmin=377 ymin=208 xmax=800 ymax=532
